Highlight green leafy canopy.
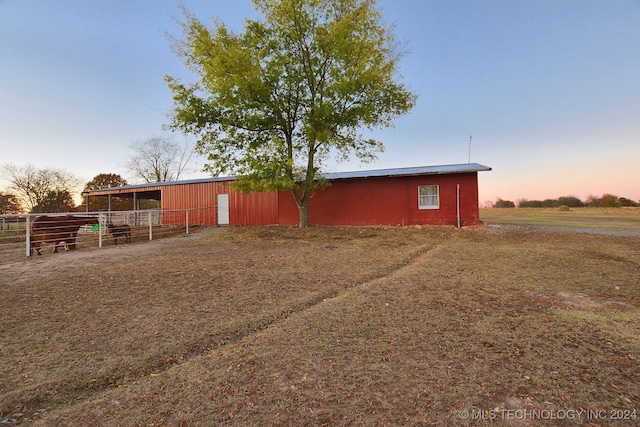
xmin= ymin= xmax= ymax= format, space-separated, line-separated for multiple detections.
xmin=166 ymin=0 xmax=416 ymax=225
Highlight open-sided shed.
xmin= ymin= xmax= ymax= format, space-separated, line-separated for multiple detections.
xmin=82 ymin=163 xmax=491 ymax=227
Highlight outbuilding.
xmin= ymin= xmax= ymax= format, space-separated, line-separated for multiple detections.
xmin=82 ymin=163 xmax=491 ymax=227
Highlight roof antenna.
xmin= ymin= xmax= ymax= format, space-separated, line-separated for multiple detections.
xmin=468 ymin=134 xmax=472 ymax=164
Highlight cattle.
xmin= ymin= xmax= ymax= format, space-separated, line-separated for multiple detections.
xmin=29 ymin=215 xmax=99 ymax=256
xmin=106 ymin=223 xmax=131 ymax=245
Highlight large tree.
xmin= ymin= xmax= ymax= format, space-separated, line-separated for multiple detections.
xmin=2 ymin=164 xmax=80 ymax=213
xmin=126 ymin=136 xmax=193 ymax=183
xmin=36 ymin=189 xmax=76 ymax=213
xmin=166 ymin=0 xmax=416 ymax=227
xmin=84 ymin=173 xmax=128 ymax=190
xmin=80 ymin=173 xmax=132 ymax=211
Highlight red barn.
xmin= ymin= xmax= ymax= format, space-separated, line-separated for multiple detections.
xmin=83 ymin=163 xmax=491 ymax=227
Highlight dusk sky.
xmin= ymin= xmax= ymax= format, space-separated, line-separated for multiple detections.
xmin=1 ymin=0 xmax=639 ymax=205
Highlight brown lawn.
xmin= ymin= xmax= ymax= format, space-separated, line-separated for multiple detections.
xmin=1 ymin=225 xmax=638 ymax=426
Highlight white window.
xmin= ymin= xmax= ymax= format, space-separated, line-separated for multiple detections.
xmin=418 ymin=185 xmax=439 ymax=209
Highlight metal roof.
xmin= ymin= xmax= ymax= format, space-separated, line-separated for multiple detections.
xmin=83 ymin=163 xmax=491 ymax=195
xmin=321 ymin=163 xmax=491 ymax=180
xmin=82 ymin=176 xmax=235 ymax=195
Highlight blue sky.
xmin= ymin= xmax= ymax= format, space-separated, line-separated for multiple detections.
xmin=1 ymin=0 xmax=639 ymax=205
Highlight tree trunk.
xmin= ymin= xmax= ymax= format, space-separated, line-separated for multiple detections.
xmin=291 ymin=188 xmax=312 ymax=228
xmin=298 ymin=202 xmax=311 ymax=228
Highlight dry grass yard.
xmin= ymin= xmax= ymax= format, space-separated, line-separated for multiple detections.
xmin=481 ymin=207 xmax=640 ymax=235
xmin=1 ymin=223 xmax=638 ymax=426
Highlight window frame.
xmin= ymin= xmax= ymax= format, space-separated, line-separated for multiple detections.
xmin=418 ymin=185 xmax=440 ymax=210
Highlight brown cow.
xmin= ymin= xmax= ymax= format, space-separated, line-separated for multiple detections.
xmin=29 ymin=215 xmax=99 ymax=256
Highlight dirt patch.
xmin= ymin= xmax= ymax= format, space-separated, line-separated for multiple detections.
xmin=525 ymin=290 xmax=633 ymax=310
xmin=555 ymin=291 xmax=630 ymax=309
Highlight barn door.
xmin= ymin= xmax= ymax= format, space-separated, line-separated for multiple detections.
xmin=217 ymin=194 xmax=230 ymax=226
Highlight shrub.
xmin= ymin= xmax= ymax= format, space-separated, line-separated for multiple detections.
xmin=600 ymin=194 xmax=620 ymax=208
xmin=557 ymin=196 xmax=584 ymax=207
xmin=494 ymin=198 xmax=515 ymax=208
xmin=585 ymin=195 xmax=600 ymax=207
xmin=618 ymin=197 xmax=638 ymax=207
xmin=518 ymin=199 xmax=543 ymax=208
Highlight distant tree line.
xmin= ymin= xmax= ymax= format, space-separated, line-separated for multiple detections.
xmin=0 ymin=168 xmax=151 ymax=214
xmin=518 ymin=196 xmax=585 ymax=208
xmin=492 ymin=194 xmax=639 ymax=208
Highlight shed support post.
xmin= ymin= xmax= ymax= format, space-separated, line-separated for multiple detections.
xmin=133 ymin=193 xmax=138 ymax=226
xmin=186 ymin=209 xmax=189 ymax=235
xmin=98 ymin=213 xmax=104 ymax=248
xmin=148 ymin=211 xmax=153 ymax=241
xmin=25 ymin=214 xmax=31 ymax=257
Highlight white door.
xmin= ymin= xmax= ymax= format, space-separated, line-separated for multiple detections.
xmin=217 ymin=194 xmax=230 ymax=225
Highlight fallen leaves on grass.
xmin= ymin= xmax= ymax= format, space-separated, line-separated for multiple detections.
xmin=0 ymin=226 xmax=638 ymax=426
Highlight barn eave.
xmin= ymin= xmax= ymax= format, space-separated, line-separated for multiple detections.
xmin=81 ymin=163 xmax=491 ymax=196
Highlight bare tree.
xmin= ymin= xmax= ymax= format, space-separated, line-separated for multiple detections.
xmin=126 ymin=136 xmax=193 ymax=183
xmin=2 ymin=164 xmax=80 ymax=213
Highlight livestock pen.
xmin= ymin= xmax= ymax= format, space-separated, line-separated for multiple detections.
xmin=0 ymin=207 xmax=217 ymax=260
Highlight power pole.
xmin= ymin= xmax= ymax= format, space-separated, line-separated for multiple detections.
xmin=468 ymin=134 xmax=472 ymax=163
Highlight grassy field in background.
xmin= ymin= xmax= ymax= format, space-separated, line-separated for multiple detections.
xmin=481 ymin=207 xmax=640 ymax=233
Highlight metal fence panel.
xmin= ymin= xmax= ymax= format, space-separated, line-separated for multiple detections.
xmin=0 ymin=207 xmax=215 ymax=259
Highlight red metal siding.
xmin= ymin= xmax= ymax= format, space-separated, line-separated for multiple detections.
xmin=162 ymin=182 xmax=222 ymax=226
xmin=162 ymin=181 xmax=279 ymax=226
xmin=277 ymin=173 xmax=481 ymax=226
xmin=91 ymin=185 xmax=164 ymax=196
xmin=229 ymin=190 xmax=279 ymax=226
